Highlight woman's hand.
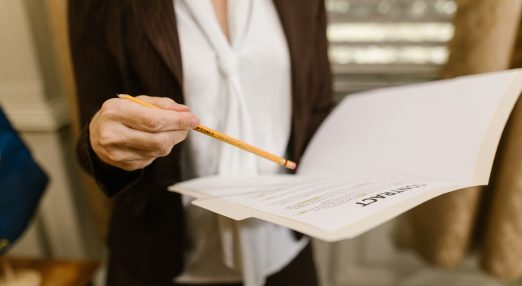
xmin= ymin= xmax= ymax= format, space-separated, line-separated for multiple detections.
xmin=89 ymin=95 xmax=199 ymax=171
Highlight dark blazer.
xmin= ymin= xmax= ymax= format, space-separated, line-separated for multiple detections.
xmin=69 ymin=0 xmax=333 ymax=284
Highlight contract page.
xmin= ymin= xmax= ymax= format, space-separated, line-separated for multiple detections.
xmin=173 ymin=175 xmax=458 ymax=232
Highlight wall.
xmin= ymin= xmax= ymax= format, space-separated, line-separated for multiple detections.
xmin=0 ymin=0 xmax=103 ymax=260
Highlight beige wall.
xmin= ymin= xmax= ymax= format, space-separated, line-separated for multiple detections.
xmin=0 ymin=0 xmax=103 ymax=259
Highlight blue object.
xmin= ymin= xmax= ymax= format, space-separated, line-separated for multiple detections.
xmin=0 ymin=108 xmax=48 ymax=255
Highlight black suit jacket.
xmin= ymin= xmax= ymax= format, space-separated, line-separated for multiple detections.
xmin=69 ymin=0 xmax=333 ymax=283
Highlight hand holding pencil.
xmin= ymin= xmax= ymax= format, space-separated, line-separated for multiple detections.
xmin=88 ymin=94 xmax=296 ymax=172
xmin=119 ymin=94 xmax=296 ymax=170
xmin=88 ymin=95 xmax=200 ymax=171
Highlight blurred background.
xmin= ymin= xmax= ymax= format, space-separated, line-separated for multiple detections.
xmin=1 ymin=0 xmax=522 ymax=285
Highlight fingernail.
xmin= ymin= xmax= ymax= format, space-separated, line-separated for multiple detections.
xmin=176 ymin=104 xmax=190 ymax=111
xmin=169 ymin=105 xmax=188 ymax=112
xmin=190 ymin=117 xmax=200 ymax=128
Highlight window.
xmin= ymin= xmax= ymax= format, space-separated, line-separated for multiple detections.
xmin=327 ymin=0 xmax=457 ymax=96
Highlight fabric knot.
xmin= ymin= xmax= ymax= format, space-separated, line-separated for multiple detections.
xmin=217 ymin=55 xmax=239 ymax=79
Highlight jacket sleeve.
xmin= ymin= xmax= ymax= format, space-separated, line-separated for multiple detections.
xmin=307 ymin=0 xmax=335 ymax=143
xmin=69 ymin=0 xmax=143 ymax=197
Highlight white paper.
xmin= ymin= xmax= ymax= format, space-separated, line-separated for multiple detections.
xmin=170 ymin=69 xmax=522 ymax=240
xmin=175 ymin=176 xmax=457 ymax=232
xmin=299 ymin=70 xmax=522 ymax=185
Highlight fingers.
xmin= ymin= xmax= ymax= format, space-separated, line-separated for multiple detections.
xmin=135 ymin=95 xmax=190 ymax=112
xmin=97 ymin=123 xmax=188 ymax=155
xmin=91 ymin=127 xmax=187 ymax=171
xmin=90 ymin=95 xmax=198 ymax=171
xmin=90 ymin=95 xmax=199 ymax=171
xmin=94 ymin=145 xmax=154 ymax=171
xmin=99 ymin=97 xmax=200 ymax=133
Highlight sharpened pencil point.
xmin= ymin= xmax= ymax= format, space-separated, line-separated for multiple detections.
xmin=285 ymin=160 xmax=297 ymax=170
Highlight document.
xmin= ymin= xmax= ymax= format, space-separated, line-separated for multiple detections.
xmin=177 ymin=176 xmax=456 ymax=231
xmin=171 ymin=69 xmax=522 ymax=241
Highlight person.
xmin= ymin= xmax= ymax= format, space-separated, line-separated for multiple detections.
xmin=68 ymin=0 xmax=333 ymax=285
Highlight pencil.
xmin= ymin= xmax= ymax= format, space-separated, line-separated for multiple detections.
xmin=117 ymin=94 xmax=297 ymax=170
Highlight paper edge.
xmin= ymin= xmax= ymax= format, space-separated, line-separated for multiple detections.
xmin=471 ymin=69 xmax=522 ymax=185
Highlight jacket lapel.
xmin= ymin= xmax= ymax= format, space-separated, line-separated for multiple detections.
xmin=272 ymin=0 xmax=298 ymax=78
xmin=137 ymin=0 xmax=183 ymax=87
xmin=136 ymin=0 xmax=300 ymax=100
xmin=272 ymin=0 xmax=303 ymax=111
xmin=272 ymin=0 xmax=304 ymax=159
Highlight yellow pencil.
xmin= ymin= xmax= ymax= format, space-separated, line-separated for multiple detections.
xmin=118 ymin=94 xmax=297 ymax=170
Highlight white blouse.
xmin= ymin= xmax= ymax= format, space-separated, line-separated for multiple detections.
xmin=173 ymin=0 xmax=308 ymax=285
